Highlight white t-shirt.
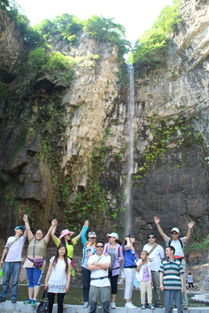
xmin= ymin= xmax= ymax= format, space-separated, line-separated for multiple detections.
xmin=143 ymin=243 xmax=164 ymax=271
xmin=88 ymin=254 xmax=111 ymax=287
xmin=165 ymin=236 xmax=186 ymax=257
xmin=5 ymin=236 xmax=26 ymax=262
xmin=48 ymin=256 xmax=71 ymax=293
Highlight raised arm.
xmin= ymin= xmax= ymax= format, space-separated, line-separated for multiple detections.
xmin=184 ymin=221 xmax=195 ymax=242
xmin=81 ymin=220 xmax=89 ymax=246
xmin=73 ymin=221 xmax=87 ymax=242
xmin=154 ymin=216 xmax=168 ymax=241
xmin=51 ymin=220 xmax=58 ymax=245
xmin=44 ymin=219 xmax=57 ymax=244
xmin=124 ymin=237 xmax=131 ymax=250
xmin=23 ymin=214 xmax=33 ymax=241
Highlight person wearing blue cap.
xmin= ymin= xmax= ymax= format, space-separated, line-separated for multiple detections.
xmin=0 ymin=223 xmax=27 ymax=303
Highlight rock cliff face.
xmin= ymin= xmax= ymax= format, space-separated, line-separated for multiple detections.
xmin=131 ymin=0 xmax=209 ymax=243
xmin=0 ymin=0 xmax=209 ymax=273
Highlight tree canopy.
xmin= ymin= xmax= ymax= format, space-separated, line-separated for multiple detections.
xmin=131 ymin=0 xmax=181 ymax=69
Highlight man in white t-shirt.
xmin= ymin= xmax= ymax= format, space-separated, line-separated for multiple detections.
xmin=154 ymin=216 xmax=195 ymax=310
xmin=88 ymin=240 xmax=111 ymax=313
xmin=0 ymin=225 xmax=26 ymax=303
xmin=143 ymin=233 xmax=164 ymax=308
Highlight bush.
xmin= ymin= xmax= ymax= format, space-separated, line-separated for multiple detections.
xmin=83 ymin=15 xmax=129 ymax=56
xmin=27 ymin=48 xmax=75 ymax=84
xmin=15 ymin=13 xmax=43 ymax=47
xmin=132 ymin=0 xmax=181 ymax=69
xmin=34 ymin=14 xmax=83 ymax=44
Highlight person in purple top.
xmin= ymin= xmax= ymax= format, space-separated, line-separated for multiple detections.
xmin=123 ymin=234 xmax=138 ymax=309
xmin=103 ymin=232 xmax=123 ymax=309
xmin=0 ymin=224 xmax=27 ymax=303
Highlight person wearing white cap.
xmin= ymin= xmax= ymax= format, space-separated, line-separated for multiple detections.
xmin=80 ymin=220 xmax=97 ymax=308
xmin=0 ymin=223 xmax=26 ymax=303
xmin=103 ymin=232 xmax=123 ymax=309
xmin=154 ymin=216 xmax=195 ymax=310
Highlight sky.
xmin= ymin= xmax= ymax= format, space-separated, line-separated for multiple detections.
xmin=15 ymin=0 xmax=174 ymax=44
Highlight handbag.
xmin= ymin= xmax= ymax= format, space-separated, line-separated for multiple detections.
xmin=28 ymin=239 xmax=44 ymax=269
xmin=36 ymin=290 xmax=48 ymax=313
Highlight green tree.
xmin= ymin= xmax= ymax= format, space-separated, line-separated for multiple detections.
xmin=83 ymin=15 xmax=129 ymax=56
xmin=131 ymin=0 xmax=181 ymax=69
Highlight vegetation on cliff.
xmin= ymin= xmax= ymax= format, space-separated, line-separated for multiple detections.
xmin=129 ymin=0 xmax=181 ymax=71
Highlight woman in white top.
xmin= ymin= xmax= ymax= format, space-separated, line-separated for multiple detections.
xmin=45 ymin=244 xmax=71 ymax=313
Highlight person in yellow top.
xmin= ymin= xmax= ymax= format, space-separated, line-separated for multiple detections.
xmin=51 ymin=220 xmax=85 ymax=275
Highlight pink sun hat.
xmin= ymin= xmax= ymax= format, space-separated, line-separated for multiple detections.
xmin=59 ymin=229 xmax=75 ymax=239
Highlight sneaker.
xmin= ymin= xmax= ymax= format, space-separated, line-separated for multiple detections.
xmin=155 ymin=304 xmax=163 ymax=308
xmin=24 ymin=299 xmax=32 ymax=304
xmin=111 ymin=302 xmax=117 ymax=309
xmin=83 ymin=302 xmax=89 ymax=308
xmin=141 ymin=304 xmax=146 ymax=310
xmin=148 ymin=304 xmax=155 ymax=310
xmin=125 ymin=302 xmax=137 ymax=309
xmin=11 ymin=298 xmax=16 ymax=303
xmin=31 ymin=299 xmax=37 ymax=306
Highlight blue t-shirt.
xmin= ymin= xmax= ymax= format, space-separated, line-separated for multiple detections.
xmin=123 ymin=248 xmax=138 ymax=268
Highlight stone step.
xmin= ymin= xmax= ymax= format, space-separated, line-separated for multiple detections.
xmin=0 ymin=302 xmax=208 ymax=313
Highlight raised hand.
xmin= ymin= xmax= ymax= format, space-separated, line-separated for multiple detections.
xmin=188 ymin=221 xmax=195 ymax=229
xmin=84 ymin=220 xmax=89 ymax=227
xmin=51 ymin=219 xmax=57 ymax=226
xmin=154 ymin=216 xmax=160 ymax=224
xmin=23 ymin=214 xmax=28 ymax=222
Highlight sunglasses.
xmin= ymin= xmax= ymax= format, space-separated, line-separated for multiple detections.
xmin=96 ymin=245 xmax=104 ymax=248
xmin=148 ymin=236 xmax=155 ymax=239
xmin=171 ymin=232 xmax=178 ymax=235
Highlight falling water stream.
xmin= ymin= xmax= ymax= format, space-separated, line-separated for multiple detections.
xmin=124 ymin=64 xmax=135 ymax=235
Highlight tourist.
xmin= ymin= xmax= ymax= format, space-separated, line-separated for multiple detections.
xmin=51 ymin=220 xmax=86 ymax=274
xmin=23 ymin=215 xmax=56 ymax=306
xmin=143 ymin=232 xmax=164 ymax=308
xmin=81 ymin=220 xmax=96 ymax=308
xmin=123 ymin=234 xmax=138 ymax=309
xmin=103 ymin=232 xmax=123 ymax=309
xmin=0 ymin=224 xmax=26 ymax=303
xmin=154 ymin=216 xmax=195 ymax=309
xmin=45 ymin=244 xmax=71 ymax=313
xmin=88 ymin=240 xmax=111 ymax=313
xmin=159 ymin=246 xmax=184 ymax=313
xmin=187 ymin=272 xmax=194 ymax=290
xmin=136 ymin=251 xmax=154 ymax=310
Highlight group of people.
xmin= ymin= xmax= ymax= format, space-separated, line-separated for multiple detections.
xmin=0 ymin=215 xmax=195 ymax=313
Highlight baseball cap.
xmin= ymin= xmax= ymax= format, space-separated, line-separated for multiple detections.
xmin=171 ymin=227 xmax=180 ymax=233
xmin=88 ymin=231 xmax=97 ymax=238
xmin=107 ymin=232 xmax=119 ymax=240
xmin=14 ymin=226 xmax=26 ymax=232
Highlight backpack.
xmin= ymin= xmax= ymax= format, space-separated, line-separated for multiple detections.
xmin=168 ymin=238 xmax=183 ymax=248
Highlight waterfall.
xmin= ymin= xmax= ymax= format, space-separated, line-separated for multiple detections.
xmin=124 ymin=64 xmax=135 ymax=235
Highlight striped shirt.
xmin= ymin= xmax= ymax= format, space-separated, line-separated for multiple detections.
xmin=159 ymin=258 xmax=184 ymax=290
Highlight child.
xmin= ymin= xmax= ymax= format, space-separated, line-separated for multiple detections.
xmin=136 ymin=251 xmax=154 ymax=310
xmin=45 ymin=244 xmax=71 ymax=313
xmin=187 ymin=272 xmax=194 ymax=289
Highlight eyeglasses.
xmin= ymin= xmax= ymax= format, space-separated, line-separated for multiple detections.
xmin=96 ymin=245 xmax=104 ymax=248
xmin=148 ymin=236 xmax=155 ymax=239
xmin=171 ymin=232 xmax=178 ymax=235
